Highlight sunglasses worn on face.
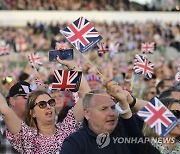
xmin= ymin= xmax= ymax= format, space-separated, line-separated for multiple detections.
xmin=33 ymin=99 xmax=56 ymax=109
xmin=170 ymin=110 xmax=180 ymax=119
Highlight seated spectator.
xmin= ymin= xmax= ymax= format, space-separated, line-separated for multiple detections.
xmin=142 ymin=86 xmax=157 ymax=101
xmin=85 ymin=73 xmax=102 ymax=90
xmin=159 ymin=86 xmax=180 ymax=100
xmin=60 ymin=80 xmax=160 ymax=154
xmin=156 ymin=78 xmax=173 ymax=97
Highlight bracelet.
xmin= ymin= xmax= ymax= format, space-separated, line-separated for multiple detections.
xmin=115 ymin=103 xmax=130 ymax=115
xmin=129 ymin=95 xmax=136 ymax=108
xmin=69 ymin=66 xmax=76 ymax=71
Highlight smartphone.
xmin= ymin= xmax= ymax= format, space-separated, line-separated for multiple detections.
xmin=49 ymin=49 xmax=74 ymax=61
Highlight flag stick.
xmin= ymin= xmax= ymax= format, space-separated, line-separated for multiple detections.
xmin=130 ymin=72 xmax=134 ymax=91
xmin=79 ymin=52 xmax=106 ymax=81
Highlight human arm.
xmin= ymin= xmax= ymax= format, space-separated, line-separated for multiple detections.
xmin=0 ymin=93 xmax=21 ymax=134
xmin=56 ymin=57 xmax=90 ymax=122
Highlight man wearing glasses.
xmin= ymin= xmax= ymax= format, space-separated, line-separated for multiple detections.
xmin=0 ymin=81 xmax=32 ymax=154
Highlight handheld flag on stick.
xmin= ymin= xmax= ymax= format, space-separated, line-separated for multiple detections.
xmin=60 ymin=17 xmax=102 ymax=53
xmin=133 ymin=54 xmax=154 ymax=79
xmin=0 ymin=44 xmax=10 ymax=56
xmin=97 ymin=42 xmax=109 ymax=54
xmin=52 ymin=70 xmax=82 ymax=92
xmin=28 ymin=52 xmax=43 ymax=68
xmin=137 ymin=97 xmax=179 ymax=137
xmin=141 ymin=42 xmax=156 ymax=54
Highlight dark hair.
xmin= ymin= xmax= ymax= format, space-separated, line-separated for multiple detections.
xmin=159 ymin=87 xmax=180 ymax=99
xmin=156 ymin=78 xmax=172 ymax=95
xmin=159 ymin=97 xmax=180 ymax=109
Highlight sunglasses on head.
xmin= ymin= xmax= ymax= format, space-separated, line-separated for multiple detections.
xmin=170 ymin=110 xmax=180 ymax=119
xmin=33 ymin=99 xmax=56 ymax=109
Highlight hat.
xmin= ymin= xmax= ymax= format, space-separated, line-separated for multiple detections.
xmin=85 ymin=74 xmax=101 ymax=83
xmin=9 ymin=81 xmax=32 ymax=97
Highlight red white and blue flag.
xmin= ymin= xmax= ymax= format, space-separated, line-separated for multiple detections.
xmin=97 ymin=42 xmax=109 ymax=54
xmin=133 ymin=54 xmax=154 ymax=79
xmin=60 ymin=17 xmax=102 ymax=53
xmin=137 ymin=97 xmax=179 ymax=137
xmin=52 ymin=70 xmax=82 ymax=92
xmin=0 ymin=44 xmax=10 ymax=56
xmin=141 ymin=42 xmax=156 ymax=54
xmin=28 ymin=52 xmax=43 ymax=68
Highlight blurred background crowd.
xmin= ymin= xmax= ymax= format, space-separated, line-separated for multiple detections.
xmin=0 ymin=0 xmax=179 ymax=107
xmin=0 ymin=0 xmax=180 ymax=11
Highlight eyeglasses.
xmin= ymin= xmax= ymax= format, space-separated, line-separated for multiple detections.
xmin=33 ymin=99 xmax=56 ymax=109
xmin=170 ymin=110 xmax=180 ymax=119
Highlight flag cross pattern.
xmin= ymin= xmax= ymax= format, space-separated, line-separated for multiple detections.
xmin=137 ymin=97 xmax=179 ymax=137
xmin=28 ymin=53 xmax=42 ymax=67
xmin=0 ymin=44 xmax=10 ymax=55
xmin=97 ymin=42 xmax=109 ymax=54
xmin=60 ymin=17 xmax=102 ymax=52
xmin=141 ymin=42 xmax=155 ymax=54
xmin=52 ymin=70 xmax=81 ymax=91
xmin=133 ymin=54 xmax=154 ymax=79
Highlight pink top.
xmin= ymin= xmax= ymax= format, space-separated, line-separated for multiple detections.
xmin=6 ymin=110 xmax=81 ymax=154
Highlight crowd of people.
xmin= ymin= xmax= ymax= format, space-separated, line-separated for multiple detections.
xmin=0 ymin=19 xmax=180 ymax=153
xmin=0 ymin=0 xmax=179 ymax=11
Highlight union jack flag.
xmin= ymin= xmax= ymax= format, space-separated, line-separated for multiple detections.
xmin=28 ymin=52 xmax=43 ymax=68
xmin=0 ymin=44 xmax=10 ymax=56
xmin=97 ymin=42 xmax=109 ymax=54
xmin=52 ymin=70 xmax=82 ymax=92
xmin=60 ymin=17 xmax=102 ymax=53
xmin=137 ymin=97 xmax=178 ymax=137
xmin=55 ymin=42 xmax=68 ymax=50
xmin=133 ymin=54 xmax=154 ymax=79
xmin=141 ymin=42 xmax=156 ymax=54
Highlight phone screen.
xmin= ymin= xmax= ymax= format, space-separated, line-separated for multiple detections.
xmin=49 ymin=49 xmax=74 ymax=61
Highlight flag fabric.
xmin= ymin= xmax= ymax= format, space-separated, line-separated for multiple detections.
xmin=133 ymin=54 xmax=154 ymax=79
xmin=60 ymin=17 xmax=102 ymax=53
xmin=141 ymin=42 xmax=156 ymax=54
xmin=97 ymin=42 xmax=109 ymax=54
xmin=52 ymin=70 xmax=82 ymax=92
xmin=109 ymin=43 xmax=120 ymax=58
xmin=0 ymin=44 xmax=10 ymax=56
xmin=55 ymin=42 xmax=68 ymax=50
xmin=28 ymin=52 xmax=43 ymax=68
xmin=137 ymin=97 xmax=179 ymax=137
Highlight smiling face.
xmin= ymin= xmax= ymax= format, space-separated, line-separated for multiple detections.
xmin=32 ymin=94 xmax=56 ymax=126
xmin=84 ymin=93 xmax=118 ymax=135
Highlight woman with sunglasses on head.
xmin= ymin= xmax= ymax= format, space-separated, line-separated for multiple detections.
xmin=142 ymin=97 xmax=180 ymax=154
xmin=0 ymin=57 xmax=91 ymax=153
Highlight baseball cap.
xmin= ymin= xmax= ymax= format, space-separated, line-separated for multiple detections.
xmin=9 ymin=81 xmax=32 ymax=97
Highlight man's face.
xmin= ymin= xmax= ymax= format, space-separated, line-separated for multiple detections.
xmin=85 ymin=93 xmax=118 ymax=135
xmin=10 ymin=94 xmax=28 ymax=120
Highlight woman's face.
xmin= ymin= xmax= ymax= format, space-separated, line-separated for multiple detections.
xmin=169 ymin=102 xmax=180 ymax=136
xmin=32 ymin=94 xmax=56 ymax=125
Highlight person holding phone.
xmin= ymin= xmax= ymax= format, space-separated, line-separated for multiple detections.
xmin=0 ymin=57 xmax=90 ymax=153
